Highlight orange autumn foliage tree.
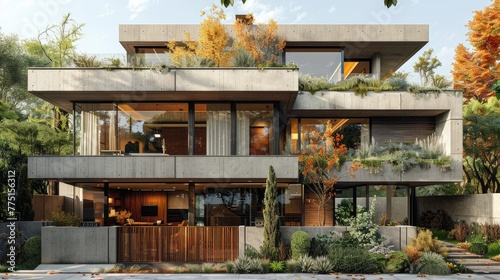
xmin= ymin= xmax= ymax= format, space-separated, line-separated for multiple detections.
xmin=233 ymin=14 xmax=285 ymax=65
xmin=168 ymin=4 xmax=233 ymax=67
xmin=452 ymin=0 xmax=500 ymax=103
xmin=298 ymin=121 xmax=360 ymax=226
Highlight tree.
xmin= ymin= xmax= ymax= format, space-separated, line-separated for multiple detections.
xmin=452 ymin=0 xmax=500 ymax=103
xmin=260 ymin=165 xmax=280 ymax=261
xmin=221 ymin=0 xmax=397 ymax=8
xmin=413 ymin=49 xmax=442 ymax=87
xmin=0 ymin=32 xmax=47 ymax=111
xmin=233 ymin=14 xmax=285 ymax=65
xmin=463 ymin=97 xmax=500 ymax=193
xmin=24 ymin=12 xmax=85 ymax=68
xmin=168 ymin=5 xmax=232 ymax=67
xmin=298 ymin=121 xmax=360 ymax=226
xmin=24 ymin=12 xmax=85 ymax=132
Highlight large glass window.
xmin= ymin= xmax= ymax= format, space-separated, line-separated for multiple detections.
xmin=237 ymin=104 xmax=274 ymax=155
xmin=197 ymin=104 xmax=231 ymax=155
xmin=285 ymin=48 xmax=343 ymax=83
xmin=194 ymin=183 xmax=301 ymax=226
xmin=299 ymin=118 xmax=370 ymax=151
xmin=117 ymin=103 xmax=189 ymax=155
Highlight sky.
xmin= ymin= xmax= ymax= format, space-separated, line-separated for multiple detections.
xmin=0 ymin=0 xmax=493 ymax=82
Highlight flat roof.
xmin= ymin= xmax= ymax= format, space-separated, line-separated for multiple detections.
xmin=119 ymin=24 xmax=429 ymax=77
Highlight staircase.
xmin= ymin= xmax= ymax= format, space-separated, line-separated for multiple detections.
xmin=443 ymin=241 xmax=500 ymax=274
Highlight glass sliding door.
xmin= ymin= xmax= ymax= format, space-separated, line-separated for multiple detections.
xmin=237 ymin=104 xmax=274 ymax=155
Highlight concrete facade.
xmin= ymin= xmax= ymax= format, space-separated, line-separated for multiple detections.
xmin=332 ymin=161 xmax=461 ymax=186
xmin=41 ymin=226 xmax=117 ymax=264
xmin=28 ymin=155 xmax=299 ymax=182
xmin=119 ymin=24 xmax=429 ymax=77
xmin=417 ymin=194 xmax=500 ymax=225
xmin=293 ymin=91 xmax=463 ymax=165
xmin=27 ymin=68 xmax=299 ymax=112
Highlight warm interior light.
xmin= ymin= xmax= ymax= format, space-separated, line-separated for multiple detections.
xmin=291 ymin=133 xmax=298 ymax=140
xmin=108 ymin=197 xmax=114 ymax=204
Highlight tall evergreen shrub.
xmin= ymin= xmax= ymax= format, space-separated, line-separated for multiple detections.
xmin=260 ymin=165 xmax=281 ymax=261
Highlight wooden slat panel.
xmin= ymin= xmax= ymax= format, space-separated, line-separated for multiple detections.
xmin=304 ymin=188 xmax=334 ymax=226
xmin=372 ymin=117 xmax=435 ymax=144
xmin=117 ymin=226 xmax=238 ymax=262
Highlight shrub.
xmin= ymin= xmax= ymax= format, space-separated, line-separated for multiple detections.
xmin=482 ymin=223 xmax=500 ymax=243
xmin=446 ymin=260 xmax=473 ymax=274
xmin=17 ymin=236 xmax=41 ymax=270
xmin=347 ymin=197 xmax=381 ymax=247
xmin=430 ymin=229 xmax=449 ymax=241
xmin=384 ymin=251 xmax=410 ymax=273
xmin=418 ymin=209 xmax=454 ymax=231
xmin=312 ymin=256 xmax=334 ymax=274
xmin=268 ymin=261 xmax=284 ymax=273
xmin=244 ymin=245 xmax=261 ymax=259
xmin=290 ymin=230 xmax=311 ymax=259
xmin=457 ymin=242 xmax=472 ymax=250
xmin=230 ymin=256 xmax=266 ymax=273
xmin=299 ymin=75 xmax=329 ymax=93
xmin=279 ymin=241 xmax=290 ymax=261
xmin=309 ymin=231 xmax=343 ymax=257
xmin=329 ymin=246 xmax=382 ymax=273
xmin=296 ymin=255 xmax=314 ymax=273
xmin=403 ymin=229 xmax=448 ymax=261
xmin=487 ymin=242 xmax=500 ymax=258
xmin=470 ymin=242 xmax=488 ymax=255
xmin=417 ymin=252 xmax=451 ymax=275
xmin=449 ymin=221 xmax=470 ymax=242
xmin=50 ymin=211 xmax=81 ymax=226
xmin=284 ymin=259 xmax=301 ymax=273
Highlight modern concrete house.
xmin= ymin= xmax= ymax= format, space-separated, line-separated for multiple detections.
xmin=27 ymin=23 xmax=462 ymax=263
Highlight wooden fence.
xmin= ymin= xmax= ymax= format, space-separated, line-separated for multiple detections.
xmin=117 ymin=226 xmax=239 ymax=262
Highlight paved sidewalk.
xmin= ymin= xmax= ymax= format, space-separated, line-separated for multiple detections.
xmin=6 ymin=272 xmax=500 ymax=280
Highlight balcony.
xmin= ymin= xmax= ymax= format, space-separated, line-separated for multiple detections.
xmin=28 ymin=155 xmax=299 ymax=183
xmin=332 ymin=161 xmax=462 ymax=187
xmin=28 ymin=67 xmax=299 ymax=112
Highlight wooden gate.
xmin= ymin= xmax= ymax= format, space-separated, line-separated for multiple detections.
xmin=117 ymin=226 xmax=239 ymax=262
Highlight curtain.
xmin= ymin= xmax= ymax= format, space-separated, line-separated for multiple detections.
xmin=206 ymin=110 xmax=231 ymax=155
xmin=237 ymin=111 xmax=250 ymax=155
xmin=80 ymin=112 xmax=100 ymax=155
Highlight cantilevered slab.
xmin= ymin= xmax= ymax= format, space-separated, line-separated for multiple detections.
xmin=28 ymin=68 xmax=299 ymax=112
xmin=28 ymin=155 xmax=299 ymax=184
xmin=119 ymin=24 xmax=428 ymax=77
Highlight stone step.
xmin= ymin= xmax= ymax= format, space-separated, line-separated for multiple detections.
xmin=467 ymin=266 xmax=500 ymax=274
xmin=447 ymin=253 xmax=483 ymax=259
xmin=454 ymin=259 xmax=500 ymax=266
xmin=447 ymin=247 xmax=468 ymax=252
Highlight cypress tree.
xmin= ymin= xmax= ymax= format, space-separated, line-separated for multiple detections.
xmin=260 ymin=165 xmax=281 ymax=261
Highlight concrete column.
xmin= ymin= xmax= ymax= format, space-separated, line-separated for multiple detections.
xmin=238 ymin=225 xmax=246 ymax=257
xmin=104 ymin=182 xmax=109 ymax=226
xmin=371 ymin=53 xmax=381 ymax=79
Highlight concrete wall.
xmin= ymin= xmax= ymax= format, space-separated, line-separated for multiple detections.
xmin=293 ymin=91 xmax=463 ymax=166
xmin=41 ymin=226 xmax=117 ymax=264
xmin=417 ymin=194 xmax=500 ymax=225
xmin=331 ymin=161 xmax=462 ymax=185
xmin=28 ymin=156 xmax=299 ymax=182
xmin=239 ymin=225 xmax=417 ymax=256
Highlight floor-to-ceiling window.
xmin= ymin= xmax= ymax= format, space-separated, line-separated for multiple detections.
xmin=285 ymin=48 xmax=343 ymax=83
